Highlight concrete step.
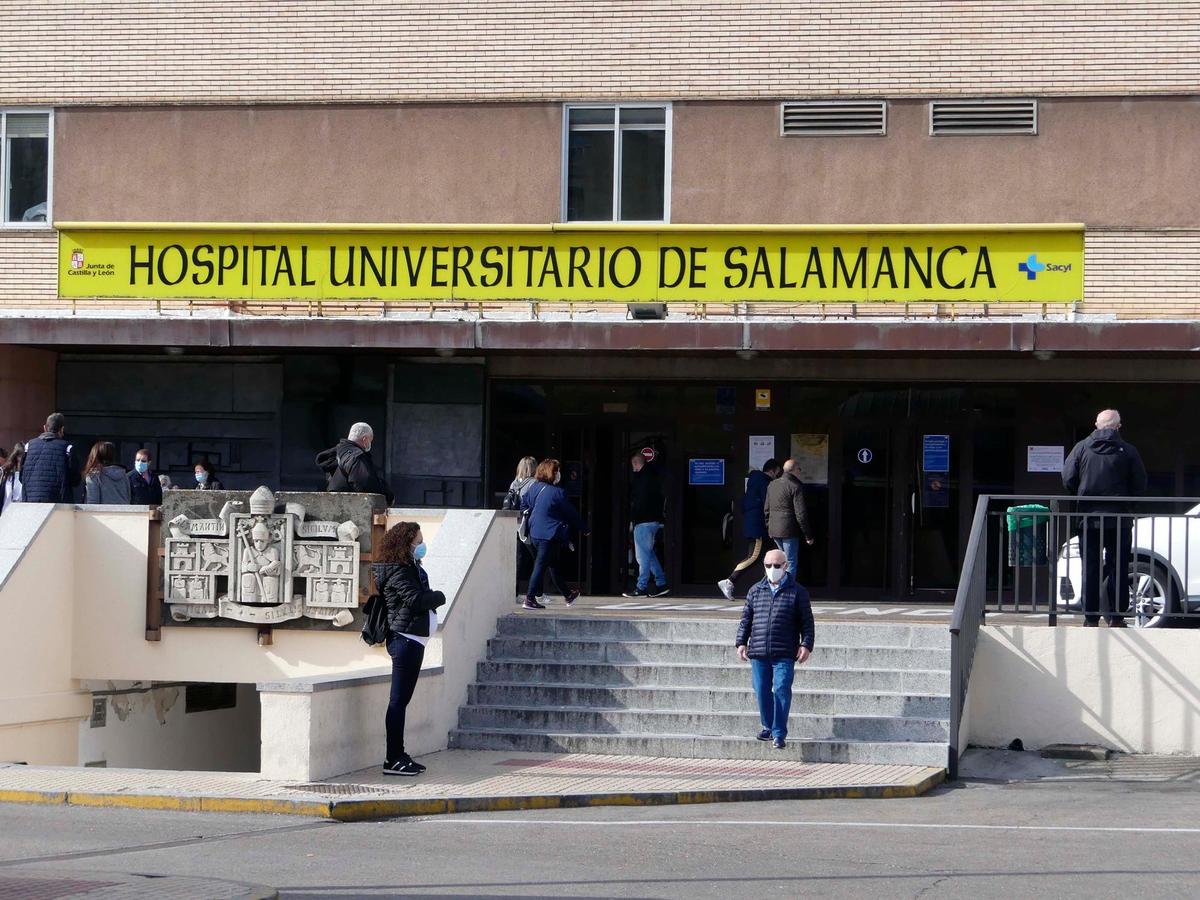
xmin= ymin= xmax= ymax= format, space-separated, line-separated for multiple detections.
xmin=466 ymin=682 xmax=951 ymax=719
xmin=486 ymin=637 xmax=950 ymax=670
xmin=457 ymin=705 xmax=951 ymax=742
xmin=475 ymin=659 xmax=949 ymax=694
xmin=448 ymin=727 xmax=950 ymax=767
xmin=497 ymin=614 xmax=950 ymax=649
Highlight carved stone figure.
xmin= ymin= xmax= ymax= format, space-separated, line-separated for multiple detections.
xmin=295 ymin=544 xmax=322 ymax=574
xmin=188 ymin=575 xmax=206 ymax=600
xmin=313 ymin=579 xmax=330 ymax=605
xmin=330 ymin=579 xmax=349 ymax=606
xmin=240 ymin=521 xmax=282 ymax=604
xmin=171 ymin=576 xmax=187 ymax=600
xmin=200 ymin=542 xmax=228 ymax=572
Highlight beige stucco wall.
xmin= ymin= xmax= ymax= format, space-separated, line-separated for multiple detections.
xmin=51 ymin=99 xmax=1200 ymax=228
xmin=0 ymin=508 xmax=90 ymax=765
xmin=967 ymin=625 xmax=1200 ymax=755
xmin=53 ymin=105 xmax=561 ymax=224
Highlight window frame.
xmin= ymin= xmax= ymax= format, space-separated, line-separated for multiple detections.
xmin=561 ymin=102 xmax=672 ymax=224
xmin=0 ymin=107 xmax=54 ymax=229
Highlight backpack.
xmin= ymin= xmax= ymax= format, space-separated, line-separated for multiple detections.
xmin=516 ymin=482 xmax=547 ymax=546
xmin=360 ymin=593 xmax=388 ymax=646
xmin=502 ymin=477 xmax=529 ymax=511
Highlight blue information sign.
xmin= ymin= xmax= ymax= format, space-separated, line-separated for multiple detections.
xmin=922 ymin=434 xmax=950 ymax=473
xmin=688 ymin=458 xmax=725 ymax=486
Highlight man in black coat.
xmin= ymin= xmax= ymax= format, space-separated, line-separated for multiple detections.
xmin=1062 ymin=408 xmax=1148 ymax=627
xmin=316 ymin=421 xmax=393 ymax=505
xmin=128 ymin=448 xmax=164 ymax=505
xmin=735 ymin=548 xmax=815 ymax=749
xmin=21 ymin=412 xmax=80 ymax=504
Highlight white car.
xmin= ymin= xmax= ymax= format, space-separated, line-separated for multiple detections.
xmin=1057 ymin=504 xmax=1200 ymax=628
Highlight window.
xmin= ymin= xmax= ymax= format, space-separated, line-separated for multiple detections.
xmin=564 ymin=104 xmax=670 ymax=222
xmin=2 ymin=110 xmax=51 ymax=226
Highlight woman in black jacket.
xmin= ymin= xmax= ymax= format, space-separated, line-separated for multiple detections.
xmin=373 ymin=521 xmax=446 ymax=776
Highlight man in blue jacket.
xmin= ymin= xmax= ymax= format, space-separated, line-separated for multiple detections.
xmin=718 ymin=458 xmax=781 ymax=601
xmin=735 ymin=548 xmax=815 ymax=749
xmin=21 ymin=413 xmax=80 ymax=504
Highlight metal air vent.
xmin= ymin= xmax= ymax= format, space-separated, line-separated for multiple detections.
xmin=781 ymin=100 xmax=886 ymax=136
xmin=930 ymin=99 xmax=1038 ymax=135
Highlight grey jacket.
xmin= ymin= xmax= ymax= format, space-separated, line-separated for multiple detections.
xmin=85 ymin=465 xmax=132 ymax=504
xmin=764 ymin=471 xmax=812 ymax=541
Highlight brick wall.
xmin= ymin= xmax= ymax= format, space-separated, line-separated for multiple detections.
xmin=2 ymin=2 xmax=1198 ymax=105
xmin=1084 ymin=230 xmax=1200 ymax=313
xmin=0 ymin=230 xmax=57 ymax=304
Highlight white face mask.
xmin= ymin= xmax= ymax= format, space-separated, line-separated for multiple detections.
xmin=554 ymin=472 xmax=561 ymax=484
xmin=766 ymin=565 xmax=786 ymax=584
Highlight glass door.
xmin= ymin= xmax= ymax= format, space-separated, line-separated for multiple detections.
xmin=840 ymin=425 xmax=891 ymax=589
xmin=908 ymin=428 xmax=961 ymax=592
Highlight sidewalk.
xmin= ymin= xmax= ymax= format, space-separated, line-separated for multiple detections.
xmin=0 ymin=751 xmax=944 ymax=822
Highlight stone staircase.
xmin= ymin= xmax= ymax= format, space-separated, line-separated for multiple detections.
xmin=449 ymin=614 xmax=952 ymax=768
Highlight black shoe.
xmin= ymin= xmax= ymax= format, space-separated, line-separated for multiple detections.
xmin=1108 ymin=619 xmax=1128 ymax=628
xmin=383 ymin=758 xmax=422 ymax=777
xmin=564 ymin=588 xmax=580 ymax=606
xmin=1083 ymin=620 xmax=1100 ymax=628
xmin=398 ymin=753 xmax=426 ymax=773
xmin=772 ymin=738 xmax=786 ymax=750
xmin=522 ymin=598 xmax=546 ymax=610
xmin=622 ymin=589 xmax=650 ymax=599
xmin=649 ymin=585 xmax=671 ymax=598
xmin=756 ymin=729 xmax=771 ymax=742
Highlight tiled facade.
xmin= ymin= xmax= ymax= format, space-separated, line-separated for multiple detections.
xmin=2 ymin=2 xmax=1198 ymax=105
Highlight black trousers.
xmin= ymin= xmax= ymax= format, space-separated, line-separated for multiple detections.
xmin=528 ymin=538 xmax=569 ymax=601
xmin=385 ymin=633 xmax=425 ymax=761
xmin=727 ymin=538 xmax=765 ymax=592
xmin=1080 ymin=517 xmax=1133 ymax=625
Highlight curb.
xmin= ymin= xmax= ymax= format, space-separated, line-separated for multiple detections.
xmin=0 ymin=768 xmax=945 ymax=822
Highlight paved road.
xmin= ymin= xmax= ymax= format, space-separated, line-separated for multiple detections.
xmin=1 ymin=777 xmax=1197 ymax=898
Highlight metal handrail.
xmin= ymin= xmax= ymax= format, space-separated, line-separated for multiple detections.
xmin=948 ymin=495 xmax=990 ymax=779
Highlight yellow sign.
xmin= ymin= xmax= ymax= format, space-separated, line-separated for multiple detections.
xmin=755 ymin=389 xmax=772 ymax=411
xmin=58 ymin=226 xmax=1084 ymax=302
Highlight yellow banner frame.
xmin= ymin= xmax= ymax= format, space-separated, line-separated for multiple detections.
xmin=57 ymin=223 xmax=1084 ymax=303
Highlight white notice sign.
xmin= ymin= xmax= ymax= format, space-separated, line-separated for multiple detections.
xmin=1027 ymin=445 xmax=1065 ymax=473
xmin=749 ymin=435 xmax=775 ymax=472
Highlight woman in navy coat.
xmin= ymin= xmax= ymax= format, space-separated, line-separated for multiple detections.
xmin=520 ymin=458 xmax=586 ymax=610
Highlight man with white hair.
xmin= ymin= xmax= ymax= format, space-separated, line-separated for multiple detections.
xmin=1063 ymin=408 xmax=1147 ymax=627
xmin=316 ymin=422 xmax=393 ymax=504
xmin=735 ymin=547 xmax=815 ymax=749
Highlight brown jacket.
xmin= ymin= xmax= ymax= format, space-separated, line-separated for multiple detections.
xmin=764 ymin=471 xmax=812 ymax=541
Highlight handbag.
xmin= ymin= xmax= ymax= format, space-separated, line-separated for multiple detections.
xmin=360 ymin=593 xmax=389 ymax=646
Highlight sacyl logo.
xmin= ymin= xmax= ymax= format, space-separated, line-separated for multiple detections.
xmin=1018 ymin=253 xmax=1072 ymax=281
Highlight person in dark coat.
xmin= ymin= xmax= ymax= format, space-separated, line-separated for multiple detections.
xmin=735 ymin=548 xmax=815 ymax=749
xmin=316 ymin=422 xmax=393 ymax=505
xmin=719 ymin=458 xmax=782 ymax=601
xmin=128 ymin=448 xmax=163 ymax=505
xmin=622 ymin=451 xmax=669 ymax=598
xmin=764 ymin=458 xmax=814 ymax=577
xmin=520 ymin=458 xmax=585 ymax=610
xmin=21 ymin=413 xmax=80 ymax=504
xmin=373 ymin=520 xmax=446 ymax=777
xmin=1062 ymin=408 xmax=1148 ymax=627
xmin=192 ymin=459 xmax=224 ymax=491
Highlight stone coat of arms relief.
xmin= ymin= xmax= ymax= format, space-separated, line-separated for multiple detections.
xmin=165 ymin=486 xmax=361 ymax=627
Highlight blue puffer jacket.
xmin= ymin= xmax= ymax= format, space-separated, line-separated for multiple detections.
xmin=21 ymin=432 xmax=80 ymax=504
xmin=741 ymin=469 xmax=771 ymax=539
xmin=735 ymin=572 xmax=815 ymax=658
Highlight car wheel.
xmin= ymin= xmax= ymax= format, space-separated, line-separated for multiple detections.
xmin=1126 ymin=559 xmax=1178 ymax=628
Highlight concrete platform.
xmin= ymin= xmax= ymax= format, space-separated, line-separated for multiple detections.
xmin=0 ymin=751 xmax=944 ymax=822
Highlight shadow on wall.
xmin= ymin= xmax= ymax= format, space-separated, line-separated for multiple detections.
xmin=969 ymin=625 xmax=1200 ymax=754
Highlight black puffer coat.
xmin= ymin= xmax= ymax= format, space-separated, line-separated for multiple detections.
xmin=735 ymin=573 xmax=815 ymax=659
xmin=373 ymin=561 xmax=446 ymax=638
xmin=21 ymin=432 xmax=79 ymax=504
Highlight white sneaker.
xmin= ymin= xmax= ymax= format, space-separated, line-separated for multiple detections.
xmin=717 ymin=578 xmax=734 ymax=601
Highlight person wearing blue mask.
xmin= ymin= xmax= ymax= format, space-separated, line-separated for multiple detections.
xmin=192 ymin=459 xmax=223 ymax=491
xmin=128 ymin=448 xmax=163 ymax=505
xmin=373 ymin=521 xmax=446 ymax=777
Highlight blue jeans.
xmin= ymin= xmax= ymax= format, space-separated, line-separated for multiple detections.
xmin=750 ymin=657 xmax=796 ymax=741
xmin=633 ymin=522 xmax=667 ymax=591
xmin=774 ymin=538 xmax=800 ymax=576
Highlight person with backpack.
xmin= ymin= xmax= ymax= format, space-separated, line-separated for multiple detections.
xmin=373 ymin=520 xmax=446 ymax=776
xmin=520 ymin=458 xmax=585 ymax=610
xmin=83 ymin=440 xmax=132 ymax=504
xmin=503 ymin=456 xmax=539 ymax=598
xmin=316 ymin=422 xmax=393 ymax=505
xmin=21 ymin=413 xmax=80 ymax=504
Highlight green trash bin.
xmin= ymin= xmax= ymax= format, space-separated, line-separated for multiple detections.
xmin=1007 ymin=504 xmax=1050 ymax=566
